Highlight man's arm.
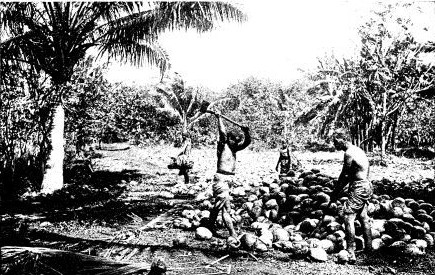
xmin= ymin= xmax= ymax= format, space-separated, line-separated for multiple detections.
xmin=331 ymin=152 xmax=353 ymax=199
xmin=235 ymin=126 xmax=251 ymax=151
xmin=217 ymin=114 xmax=227 ymax=143
xmin=275 ymin=153 xmax=282 ymax=171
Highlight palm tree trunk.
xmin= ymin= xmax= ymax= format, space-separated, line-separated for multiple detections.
xmin=41 ymin=104 xmax=64 ymax=194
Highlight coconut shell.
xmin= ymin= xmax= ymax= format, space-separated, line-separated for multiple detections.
xmin=318 ymin=239 xmax=335 ymax=253
xmin=309 ymin=247 xmax=328 ymax=262
xmin=195 ymin=227 xmax=213 ymax=240
xmin=392 ymin=197 xmax=406 ymax=208
xmin=412 ymin=225 xmax=427 ymax=239
xmin=372 ymin=238 xmax=384 ymax=251
xmin=424 ymin=233 xmax=434 ymax=246
xmin=240 ymin=233 xmax=258 ymax=250
xmin=291 ymin=240 xmax=310 ymax=256
xmin=419 ymin=202 xmax=434 ymax=213
xmin=381 ymin=234 xmax=394 ymax=246
xmin=272 ymin=228 xmax=290 ymax=242
xmin=417 ymin=213 xmax=433 ymax=224
xmin=336 ymin=250 xmax=349 ymax=264
xmin=408 ymin=200 xmax=420 ymax=211
xmin=404 ymin=243 xmax=424 ymax=256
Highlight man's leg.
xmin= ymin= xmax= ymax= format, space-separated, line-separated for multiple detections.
xmin=359 ymin=204 xmax=373 ymax=252
xmin=344 ymin=212 xmax=357 ymax=263
xmin=181 ymin=169 xmax=189 ymax=184
xmin=222 ymin=200 xmax=237 ymax=238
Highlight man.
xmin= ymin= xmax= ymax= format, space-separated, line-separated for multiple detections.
xmin=168 ymin=131 xmax=193 ymax=184
xmin=330 ymin=130 xmax=373 ymax=263
xmin=207 ymin=113 xmax=251 ymax=240
xmin=275 ymin=141 xmax=301 ymax=175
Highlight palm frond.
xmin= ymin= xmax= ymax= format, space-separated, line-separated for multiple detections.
xmin=1 ymin=246 xmax=152 ymax=275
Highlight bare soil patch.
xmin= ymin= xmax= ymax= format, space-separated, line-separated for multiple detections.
xmin=1 ymin=143 xmax=434 ymax=275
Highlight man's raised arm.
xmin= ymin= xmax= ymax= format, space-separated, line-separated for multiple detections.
xmin=235 ymin=126 xmax=251 ymax=151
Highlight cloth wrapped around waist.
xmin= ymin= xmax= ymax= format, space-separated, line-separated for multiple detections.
xmin=343 ymin=179 xmax=373 ymax=214
xmin=168 ymin=155 xmax=193 ymax=169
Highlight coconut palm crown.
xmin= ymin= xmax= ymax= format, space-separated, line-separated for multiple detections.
xmin=0 ymin=2 xmax=246 ymax=193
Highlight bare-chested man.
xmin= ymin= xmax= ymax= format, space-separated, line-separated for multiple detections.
xmin=330 ymin=130 xmax=373 ymax=263
xmin=207 ymin=113 xmax=251 ymax=239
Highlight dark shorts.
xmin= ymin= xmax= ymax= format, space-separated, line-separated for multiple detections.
xmin=343 ymin=180 xmax=373 ymax=214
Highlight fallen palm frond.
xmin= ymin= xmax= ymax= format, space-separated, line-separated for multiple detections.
xmin=1 ymin=246 xmax=154 ymax=275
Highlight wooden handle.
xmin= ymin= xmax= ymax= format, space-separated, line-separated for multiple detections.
xmin=207 ymin=110 xmax=244 ymax=128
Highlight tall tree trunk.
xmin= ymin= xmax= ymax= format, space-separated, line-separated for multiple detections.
xmin=41 ymin=104 xmax=65 ymax=194
xmin=380 ymin=91 xmax=387 ymax=157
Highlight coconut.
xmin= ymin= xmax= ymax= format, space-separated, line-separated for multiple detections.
xmin=232 ymin=187 xmax=246 ymax=197
xmin=400 ymin=234 xmax=412 ymax=242
xmin=227 ymin=236 xmax=241 ymax=250
xmin=424 ymin=233 xmax=434 ymax=247
xmin=298 ymin=219 xmax=317 ymax=234
xmin=254 ymin=240 xmax=268 ymax=252
xmin=289 ymin=233 xmax=303 ymax=242
xmin=318 ymin=239 xmax=335 ymax=253
xmin=381 ymin=234 xmax=394 ymax=246
xmin=240 ymin=233 xmax=258 ymax=250
xmin=372 ymin=238 xmax=384 ymax=251
xmin=248 ymin=194 xmax=258 ymax=202
xmin=251 ymin=222 xmax=270 ymax=231
xmin=371 ymin=228 xmax=381 ymax=239
xmin=404 ymin=243 xmax=424 ymax=256
xmin=392 ymin=197 xmax=406 ymax=208
xmin=336 ymin=250 xmax=349 ymax=264
xmin=419 ymin=202 xmax=434 ymax=213
xmin=291 ymin=240 xmax=310 ymax=256
xmin=389 ymin=241 xmax=407 ymax=254
xmin=182 ymin=210 xmax=196 ymax=220
xmin=306 ymin=238 xmax=320 ymax=248
xmin=259 ymin=230 xmax=273 ymax=247
xmin=326 ymin=234 xmax=337 ymax=243
xmin=309 ymin=247 xmax=328 ymax=262
xmin=417 ymin=214 xmax=433 ymax=224
xmin=412 ymin=225 xmax=426 ymax=239
xmin=408 ymin=200 xmax=420 ymax=211
xmin=195 ymin=227 xmax=213 ymax=240
xmin=327 ymin=221 xmax=342 ymax=233
xmin=253 ymin=199 xmax=263 ymax=208
xmin=392 ymin=207 xmax=404 ymax=218
xmin=416 ymin=209 xmax=427 ymax=216
xmin=334 ymin=230 xmax=346 ymax=241
xmin=265 ymin=199 xmax=278 ymax=209
xmin=272 ymin=228 xmax=290 ymax=242
xmin=411 ymin=239 xmax=428 ymax=251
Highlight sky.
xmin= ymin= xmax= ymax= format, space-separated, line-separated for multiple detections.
xmin=105 ymin=1 xmax=435 ymax=92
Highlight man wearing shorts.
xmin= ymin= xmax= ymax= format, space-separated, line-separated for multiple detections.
xmin=331 ymin=130 xmax=373 ymax=263
xmin=207 ymin=113 xmax=251 ymax=239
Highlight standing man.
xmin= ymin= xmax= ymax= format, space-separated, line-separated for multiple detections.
xmin=330 ymin=130 xmax=373 ymax=263
xmin=177 ymin=131 xmax=192 ymax=184
xmin=207 ymin=113 xmax=251 ymax=240
xmin=168 ymin=131 xmax=193 ymax=184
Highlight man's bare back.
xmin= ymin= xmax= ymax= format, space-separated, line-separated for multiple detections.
xmin=343 ymin=144 xmax=370 ymax=182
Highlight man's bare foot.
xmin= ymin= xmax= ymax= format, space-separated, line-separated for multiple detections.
xmin=348 ymin=251 xmax=357 ymax=265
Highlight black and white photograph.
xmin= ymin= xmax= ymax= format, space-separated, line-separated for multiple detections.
xmin=1 ymin=1 xmax=434 ymax=274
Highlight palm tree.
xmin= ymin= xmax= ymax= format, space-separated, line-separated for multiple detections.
xmin=0 ymin=2 xmax=246 ymax=193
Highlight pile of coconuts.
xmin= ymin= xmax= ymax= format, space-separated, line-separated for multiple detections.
xmin=173 ymin=169 xmax=435 ymax=263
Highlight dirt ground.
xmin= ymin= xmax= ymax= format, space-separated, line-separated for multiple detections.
xmin=2 ymin=143 xmax=434 ymax=275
